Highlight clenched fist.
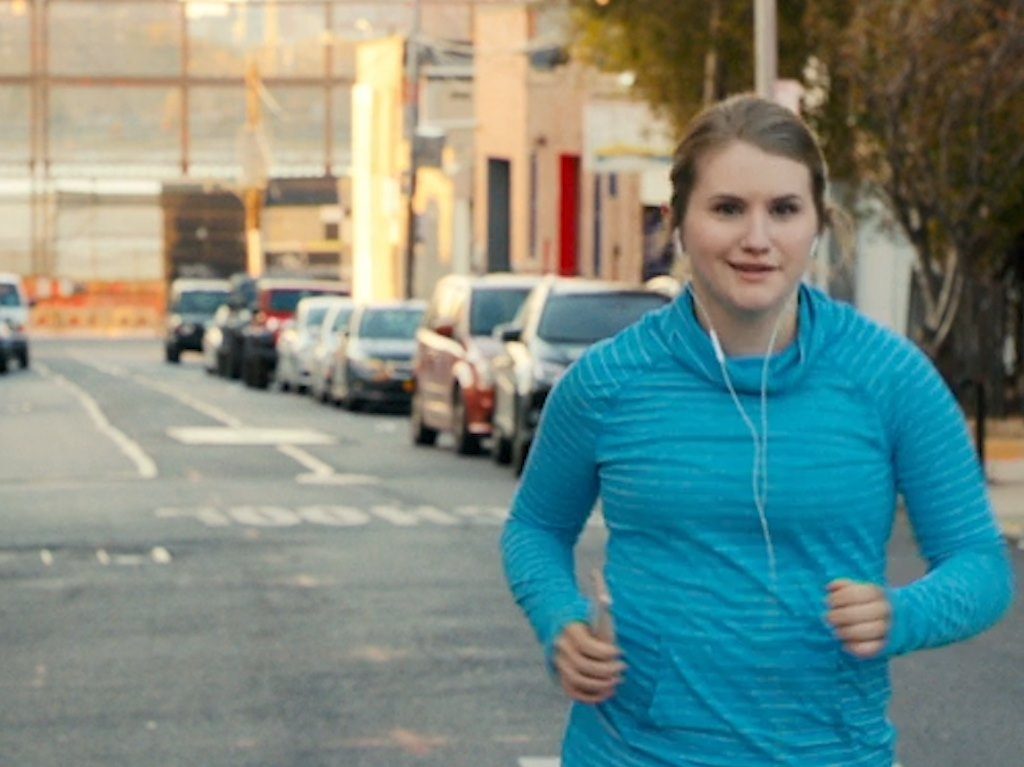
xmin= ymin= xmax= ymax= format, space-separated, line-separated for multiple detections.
xmin=554 ymin=622 xmax=626 ymax=704
xmin=826 ymin=579 xmax=893 ymax=659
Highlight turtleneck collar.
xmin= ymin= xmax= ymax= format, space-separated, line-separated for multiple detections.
xmin=662 ymin=283 xmax=824 ymax=395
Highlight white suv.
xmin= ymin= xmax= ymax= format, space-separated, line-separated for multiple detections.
xmin=0 ymin=273 xmax=30 ymax=371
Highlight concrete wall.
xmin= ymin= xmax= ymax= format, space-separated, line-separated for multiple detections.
xmin=473 ymin=6 xmax=647 ymax=284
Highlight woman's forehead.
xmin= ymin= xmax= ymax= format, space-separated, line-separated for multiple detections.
xmin=692 ymin=140 xmax=813 ymax=196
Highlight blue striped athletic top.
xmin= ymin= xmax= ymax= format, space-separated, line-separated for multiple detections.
xmin=501 ymin=285 xmax=1014 ymax=766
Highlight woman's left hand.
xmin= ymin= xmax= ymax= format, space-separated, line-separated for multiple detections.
xmin=826 ymin=579 xmax=892 ymax=659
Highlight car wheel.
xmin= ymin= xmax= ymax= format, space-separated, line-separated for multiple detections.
xmin=17 ymin=347 xmax=29 ymax=370
xmin=410 ymin=391 xmax=438 ymax=446
xmin=452 ymin=390 xmax=481 ymax=456
xmin=0 ymin=352 xmax=8 ymax=375
xmin=320 ymin=373 xmax=333 ymax=403
xmin=165 ymin=345 xmax=180 ymax=364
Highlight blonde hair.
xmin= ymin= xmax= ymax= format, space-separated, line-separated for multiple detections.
xmin=669 ymin=94 xmax=831 ymax=234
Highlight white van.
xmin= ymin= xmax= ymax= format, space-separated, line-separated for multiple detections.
xmin=0 ymin=272 xmax=30 ymax=371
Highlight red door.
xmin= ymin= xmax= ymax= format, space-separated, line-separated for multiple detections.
xmin=559 ymin=155 xmax=581 ymax=275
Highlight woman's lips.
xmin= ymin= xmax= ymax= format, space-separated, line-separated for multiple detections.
xmin=729 ymin=262 xmax=777 ymax=274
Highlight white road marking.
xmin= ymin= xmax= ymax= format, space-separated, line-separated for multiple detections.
xmin=370 ymin=505 xmax=459 ymax=526
xmin=296 ymin=472 xmax=381 ymax=486
xmin=96 ymin=549 xmax=111 ymax=566
xmin=229 ymin=506 xmax=302 ymax=527
xmin=167 ymin=426 xmax=335 ymax=445
xmin=39 ymin=549 xmax=54 ymax=567
xmin=150 ymin=546 xmax=173 ymax=564
xmin=37 ymin=363 xmax=158 ymax=479
xmin=154 ymin=504 xmax=508 ymax=528
xmin=156 ymin=506 xmax=232 ymax=527
xmin=297 ymin=506 xmax=372 ymax=526
xmin=131 ymin=374 xmax=243 ymax=427
xmin=277 ymin=443 xmax=380 ymax=485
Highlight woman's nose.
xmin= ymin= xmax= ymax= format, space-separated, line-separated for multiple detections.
xmin=740 ymin=211 xmax=771 ymax=253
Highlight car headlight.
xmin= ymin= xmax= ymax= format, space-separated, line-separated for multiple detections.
xmin=176 ymin=323 xmax=196 ymax=336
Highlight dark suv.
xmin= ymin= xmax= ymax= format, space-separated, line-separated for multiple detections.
xmin=164 ymin=278 xmax=229 ymax=363
xmin=240 ymin=277 xmax=349 ymax=389
xmin=491 ymin=277 xmax=670 ymax=473
xmin=410 ymin=273 xmax=542 ymax=454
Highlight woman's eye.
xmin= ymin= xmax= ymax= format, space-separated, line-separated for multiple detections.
xmin=713 ymin=202 xmax=742 ymax=216
xmin=771 ymin=200 xmax=801 ymax=217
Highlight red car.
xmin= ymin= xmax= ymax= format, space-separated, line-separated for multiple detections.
xmin=410 ymin=273 xmax=542 ymax=454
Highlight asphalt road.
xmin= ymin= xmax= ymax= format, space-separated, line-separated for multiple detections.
xmin=0 ymin=338 xmax=1020 ymax=767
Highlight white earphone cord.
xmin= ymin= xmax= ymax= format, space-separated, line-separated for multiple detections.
xmin=689 ymin=286 xmax=793 ymax=590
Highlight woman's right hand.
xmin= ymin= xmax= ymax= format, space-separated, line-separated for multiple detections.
xmin=554 ymin=622 xmax=626 ymax=704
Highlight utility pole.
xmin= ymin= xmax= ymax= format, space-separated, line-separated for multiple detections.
xmin=754 ymin=0 xmax=777 ymax=99
xmin=402 ymin=0 xmax=423 ymax=299
xmin=241 ymin=56 xmax=269 ymax=277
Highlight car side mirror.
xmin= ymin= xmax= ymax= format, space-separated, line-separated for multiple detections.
xmin=498 ymin=325 xmax=522 ymax=343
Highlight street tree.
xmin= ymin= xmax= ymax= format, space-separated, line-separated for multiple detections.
xmin=809 ymin=0 xmax=1024 ymax=360
xmin=565 ymin=0 xmax=1024 ymax=395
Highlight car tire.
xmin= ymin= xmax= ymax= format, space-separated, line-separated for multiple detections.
xmin=452 ymin=390 xmax=482 ymax=456
xmin=410 ymin=392 xmax=438 ymax=446
xmin=17 ymin=347 xmax=29 ymax=370
xmin=491 ymin=424 xmax=512 ymax=465
xmin=0 ymin=352 xmax=8 ymax=375
xmin=165 ymin=345 xmax=180 ymax=364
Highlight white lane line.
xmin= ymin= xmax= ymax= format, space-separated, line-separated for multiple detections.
xmin=277 ymin=444 xmax=380 ymax=485
xmin=37 ymin=362 xmax=158 ymax=479
xmin=74 ymin=360 xmax=241 ymax=428
xmin=130 ymin=374 xmax=243 ymax=428
xmin=168 ymin=427 xmax=335 ymax=445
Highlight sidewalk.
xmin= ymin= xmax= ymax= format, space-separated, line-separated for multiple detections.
xmin=985 ymin=437 xmax=1024 ymax=545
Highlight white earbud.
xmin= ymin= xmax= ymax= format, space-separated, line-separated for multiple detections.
xmin=810 ymin=234 xmax=820 ymax=258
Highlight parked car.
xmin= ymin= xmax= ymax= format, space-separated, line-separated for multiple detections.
xmin=409 ymin=273 xmax=542 ymax=454
xmin=0 ymin=319 xmax=12 ymax=375
xmin=329 ymin=300 xmax=426 ymax=411
xmin=164 ymin=278 xmax=230 ymax=363
xmin=240 ymin=278 xmax=349 ymax=389
xmin=274 ymin=295 xmax=349 ymax=393
xmin=215 ymin=273 xmax=257 ymax=379
xmin=491 ymin=277 xmax=671 ymax=474
xmin=308 ymin=298 xmax=357 ymax=403
xmin=0 ymin=272 xmax=31 ymax=371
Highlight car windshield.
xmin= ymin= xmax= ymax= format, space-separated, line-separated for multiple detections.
xmin=537 ymin=293 xmax=668 ymax=344
xmin=176 ymin=290 xmax=227 ymax=314
xmin=359 ymin=308 xmax=425 ymax=340
xmin=304 ymin=306 xmax=330 ymax=328
xmin=267 ymin=289 xmax=343 ymax=313
xmin=469 ymin=288 xmax=532 ymax=336
xmin=0 ymin=284 xmax=22 ymax=307
xmin=332 ymin=308 xmax=354 ymax=331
